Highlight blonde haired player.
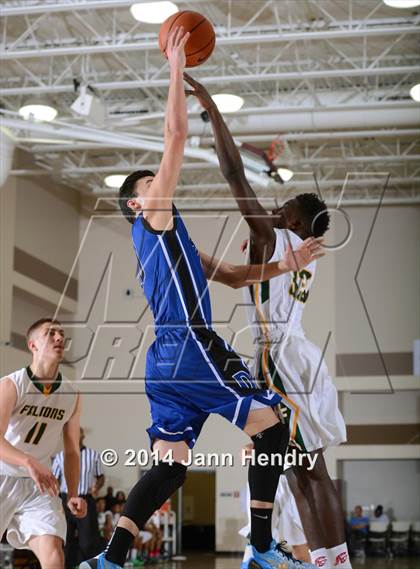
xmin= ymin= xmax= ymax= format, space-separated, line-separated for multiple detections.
xmin=0 ymin=318 xmax=86 ymax=569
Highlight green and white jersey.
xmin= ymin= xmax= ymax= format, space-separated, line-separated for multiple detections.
xmin=0 ymin=367 xmax=77 ymax=477
xmin=244 ymin=228 xmax=316 ymax=341
xmin=243 ymin=229 xmax=346 ymax=454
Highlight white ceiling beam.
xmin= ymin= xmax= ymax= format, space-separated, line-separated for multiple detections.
xmin=0 ymin=0 xmax=210 ymax=16
xmin=5 ymin=104 xmax=417 ymax=148
xmin=10 ymin=162 xmax=217 ymax=175
xmin=93 ymin=177 xmax=420 ymax=195
xmin=10 ymin=153 xmax=420 ymax=177
xmin=2 ymin=24 xmax=419 ymax=60
xmin=187 ymin=105 xmax=418 ymax=135
xmin=0 ymin=115 xmax=269 ymax=187
xmin=28 ymin=129 xmax=420 ymax=152
xmin=204 ymin=129 xmax=420 ymax=144
xmin=1 ymin=66 xmax=419 ymax=96
xmin=119 ymin=101 xmax=418 ymax=126
xmin=167 ymin=197 xmax=420 ymax=209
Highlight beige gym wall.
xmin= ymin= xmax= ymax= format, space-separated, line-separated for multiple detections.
xmin=1 ymin=174 xmax=419 ymax=550
xmin=73 ymin=203 xmax=419 ymax=551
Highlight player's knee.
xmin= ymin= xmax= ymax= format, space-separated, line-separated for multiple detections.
xmin=249 ymin=422 xmax=289 ymax=502
xmin=287 ymin=466 xmax=311 ymax=498
xmin=244 ymin=407 xmax=279 ymax=436
xmin=38 ymin=543 xmax=64 ymax=569
xmin=301 ymin=451 xmax=329 ymax=482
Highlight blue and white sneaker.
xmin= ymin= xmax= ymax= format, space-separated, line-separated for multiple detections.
xmin=79 ymin=552 xmax=123 ymax=569
xmin=243 ymin=540 xmax=316 ymax=569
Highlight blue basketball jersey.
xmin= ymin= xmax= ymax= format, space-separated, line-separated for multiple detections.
xmin=131 ymin=205 xmax=283 ymax=449
xmin=132 ymin=207 xmax=212 ymax=328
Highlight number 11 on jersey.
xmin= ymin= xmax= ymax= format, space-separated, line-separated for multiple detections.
xmin=24 ymin=422 xmax=48 ymax=445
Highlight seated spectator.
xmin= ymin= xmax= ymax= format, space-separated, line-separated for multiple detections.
xmin=349 ymin=505 xmax=369 ymax=535
xmin=110 ymin=500 xmax=125 ymax=530
xmin=144 ymin=516 xmax=164 ymax=561
xmin=370 ymin=505 xmax=389 ymax=525
xmin=96 ymin=497 xmax=106 ymax=530
xmin=102 ymin=511 xmax=114 ymax=542
xmin=131 ymin=529 xmax=153 ymax=563
xmin=348 ymin=506 xmax=369 ymax=557
xmin=115 ymin=490 xmax=126 ymax=502
xmin=95 ymin=497 xmax=112 ymax=550
xmin=96 ymin=497 xmax=112 ymax=539
xmin=104 ymin=485 xmax=115 ymax=511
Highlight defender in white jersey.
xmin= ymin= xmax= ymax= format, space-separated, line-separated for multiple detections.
xmin=187 ymin=75 xmax=353 ymax=568
xmin=244 ymin=227 xmax=346 ymax=455
xmin=0 ymin=318 xmax=86 ymax=569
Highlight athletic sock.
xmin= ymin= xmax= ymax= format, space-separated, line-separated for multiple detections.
xmin=105 ymin=527 xmax=134 ymax=567
xmin=310 ymin=547 xmax=330 ymax=568
xmin=242 ymin=543 xmax=252 ymax=565
xmin=250 ymin=508 xmax=273 ymax=553
xmin=326 ymin=543 xmax=352 ymax=568
xmin=247 ymin=422 xmax=289 ymax=554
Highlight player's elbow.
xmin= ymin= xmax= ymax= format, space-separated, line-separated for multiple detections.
xmin=225 ymin=266 xmax=243 ymax=289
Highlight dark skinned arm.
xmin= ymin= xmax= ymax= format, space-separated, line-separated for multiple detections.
xmin=184 ymin=73 xmax=275 ymax=262
xmin=199 ymin=238 xmax=324 ymax=288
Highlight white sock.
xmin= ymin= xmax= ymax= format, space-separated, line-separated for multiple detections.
xmin=242 ymin=543 xmax=252 ymax=564
xmin=326 ymin=543 xmax=352 ymax=568
xmin=310 ymin=547 xmax=330 ymax=568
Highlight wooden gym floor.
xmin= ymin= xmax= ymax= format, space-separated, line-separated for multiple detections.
xmin=164 ymin=553 xmax=420 ymax=568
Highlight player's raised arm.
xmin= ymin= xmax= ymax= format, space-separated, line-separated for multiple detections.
xmin=199 ymin=238 xmax=324 ymax=288
xmin=184 ymin=73 xmax=274 ymax=246
xmin=143 ymin=27 xmax=190 ymax=230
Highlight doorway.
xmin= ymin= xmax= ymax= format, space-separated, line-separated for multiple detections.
xmin=172 ymin=470 xmax=216 ymax=551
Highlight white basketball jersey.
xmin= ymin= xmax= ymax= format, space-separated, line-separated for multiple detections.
xmin=0 ymin=367 xmax=77 ymax=477
xmin=244 ymin=228 xmax=316 ymax=340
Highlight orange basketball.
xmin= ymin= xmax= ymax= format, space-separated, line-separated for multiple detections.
xmin=159 ymin=10 xmax=215 ymax=68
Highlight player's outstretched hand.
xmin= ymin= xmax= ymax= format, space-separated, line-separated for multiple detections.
xmin=166 ymin=26 xmax=190 ymax=71
xmin=283 ymin=237 xmax=325 ymax=272
xmin=67 ymin=496 xmax=88 ymax=518
xmin=183 ymin=72 xmax=215 ymax=110
xmin=26 ymin=457 xmax=59 ymax=496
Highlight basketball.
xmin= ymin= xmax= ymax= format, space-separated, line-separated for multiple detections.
xmin=159 ymin=10 xmax=215 ymax=68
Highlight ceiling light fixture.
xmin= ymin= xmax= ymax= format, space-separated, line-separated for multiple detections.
xmin=130 ymin=1 xmax=178 ymax=24
xmin=71 ymin=85 xmax=107 ymax=126
xmin=409 ymin=83 xmax=420 ymax=102
xmin=104 ymin=175 xmax=127 ymax=189
xmin=382 ymin=0 xmax=420 ymax=8
xmin=212 ymin=94 xmax=244 ymax=113
xmin=277 ymin=168 xmax=294 ymax=182
xmin=18 ymin=104 xmax=57 ymax=122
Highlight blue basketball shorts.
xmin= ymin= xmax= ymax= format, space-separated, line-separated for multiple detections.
xmin=145 ymin=326 xmax=282 ymax=448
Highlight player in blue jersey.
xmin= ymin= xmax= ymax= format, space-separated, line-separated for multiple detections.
xmin=81 ymin=27 xmax=322 ymax=569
